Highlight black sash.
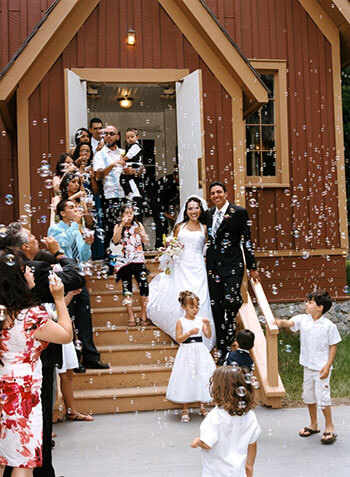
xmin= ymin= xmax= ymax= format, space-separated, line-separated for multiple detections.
xmin=183 ymin=336 xmax=203 ymax=344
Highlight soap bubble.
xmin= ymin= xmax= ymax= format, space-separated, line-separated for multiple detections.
xmin=140 ymin=271 xmax=148 ymax=280
xmin=284 ymin=344 xmax=292 ymax=353
xmin=74 ymin=340 xmax=83 ymax=351
xmin=44 ymin=179 xmax=53 ymax=189
xmin=40 ymin=215 xmax=47 ymax=224
xmin=236 ymin=386 xmax=247 ymax=397
xmin=0 ymin=225 xmax=7 ymax=238
xmin=4 ymin=194 xmax=14 ymax=205
xmin=96 ymin=295 xmax=102 ymax=303
xmin=343 ymin=286 xmax=350 ymax=294
xmin=301 ymin=251 xmax=310 ymax=259
xmin=5 ymin=254 xmax=16 ymax=266
xmin=248 ymin=198 xmax=257 ymax=208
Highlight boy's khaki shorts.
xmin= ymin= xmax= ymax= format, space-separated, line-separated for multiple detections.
xmin=302 ymin=367 xmax=332 ymax=407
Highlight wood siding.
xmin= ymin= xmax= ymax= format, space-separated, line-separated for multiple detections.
xmin=0 ymin=0 xmax=347 ymax=301
xmin=206 ymin=0 xmax=346 ymax=300
xmin=0 ymin=0 xmax=56 ymax=71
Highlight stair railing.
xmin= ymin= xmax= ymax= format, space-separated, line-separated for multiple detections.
xmin=249 ymin=278 xmax=279 ymax=388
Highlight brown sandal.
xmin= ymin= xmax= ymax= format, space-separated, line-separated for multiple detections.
xmin=140 ymin=318 xmax=152 ymax=326
xmin=66 ymin=411 xmax=94 ymax=422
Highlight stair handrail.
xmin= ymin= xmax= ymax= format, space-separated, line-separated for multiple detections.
xmin=249 ymin=278 xmax=279 ymax=387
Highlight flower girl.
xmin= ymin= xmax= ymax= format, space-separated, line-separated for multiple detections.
xmin=166 ymin=291 xmax=216 ymax=422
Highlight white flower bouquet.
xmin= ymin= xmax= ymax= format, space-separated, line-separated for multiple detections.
xmin=158 ymin=235 xmax=184 ymax=275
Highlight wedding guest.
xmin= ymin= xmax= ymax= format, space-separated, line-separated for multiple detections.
xmin=0 ymin=249 xmax=73 ymax=475
xmin=48 ymin=200 xmax=109 ymax=372
xmin=112 ymin=204 xmax=150 ymax=326
xmin=89 ymin=117 xmax=104 ymax=153
xmin=93 ymin=125 xmax=136 ymax=253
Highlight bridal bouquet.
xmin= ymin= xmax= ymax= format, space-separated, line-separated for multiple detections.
xmin=158 ymin=235 xmax=184 ymax=275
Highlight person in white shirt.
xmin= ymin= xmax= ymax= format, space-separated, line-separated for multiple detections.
xmin=89 ymin=117 xmax=104 ymax=154
xmin=276 ymin=290 xmax=341 ymax=445
xmin=93 ymin=125 xmax=136 ymax=253
xmin=191 ymin=366 xmax=261 ymax=477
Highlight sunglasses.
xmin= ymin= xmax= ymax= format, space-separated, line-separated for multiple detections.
xmin=104 ymin=132 xmax=117 ymax=137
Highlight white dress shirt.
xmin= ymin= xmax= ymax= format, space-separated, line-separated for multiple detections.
xmin=93 ymin=146 xmax=125 ymax=199
xmin=290 ymin=314 xmax=341 ymax=370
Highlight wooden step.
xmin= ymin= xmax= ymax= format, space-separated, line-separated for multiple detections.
xmin=72 ymin=385 xmax=179 ymax=414
xmin=91 ymin=306 xmax=143 ymax=325
xmin=86 ymin=272 xmax=157 ymax=293
xmin=98 ymin=343 xmax=178 ymax=366
xmin=73 ymin=364 xmax=172 ymax=390
xmin=90 ymin=290 xmax=140 ymax=307
xmin=93 ymin=325 xmax=173 ymax=345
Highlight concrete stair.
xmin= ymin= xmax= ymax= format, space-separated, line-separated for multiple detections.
xmin=71 ymin=256 xmax=181 ymax=415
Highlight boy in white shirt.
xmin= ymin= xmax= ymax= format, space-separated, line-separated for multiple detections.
xmin=276 ymin=290 xmax=341 ymax=445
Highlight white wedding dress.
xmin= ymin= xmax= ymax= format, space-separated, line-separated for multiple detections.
xmin=147 ymin=223 xmax=216 ymax=350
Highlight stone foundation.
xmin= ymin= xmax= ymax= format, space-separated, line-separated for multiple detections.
xmin=256 ymin=299 xmax=350 ymax=335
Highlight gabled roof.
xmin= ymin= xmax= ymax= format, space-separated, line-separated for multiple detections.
xmin=317 ymin=0 xmax=350 ymax=67
xmin=0 ymin=0 xmax=268 ymax=117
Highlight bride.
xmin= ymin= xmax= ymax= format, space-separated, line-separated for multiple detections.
xmin=147 ymin=195 xmax=216 ymax=350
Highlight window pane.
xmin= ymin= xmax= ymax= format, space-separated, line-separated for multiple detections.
xmin=246 ymin=151 xmax=261 ymax=176
xmin=261 ymin=74 xmax=274 ymax=98
xmin=246 ymin=109 xmax=260 ymax=125
xmin=262 ymin=151 xmax=276 ymax=176
xmin=261 ymin=100 xmax=274 ymax=124
xmin=261 ymin=126 xmax=275 ymax=151
xmin=246 ymin=125 xmax=260 ymax=150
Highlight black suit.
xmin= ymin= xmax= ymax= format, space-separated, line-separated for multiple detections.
xmin=4 ymin=257 xmax=85 ymax=477
xmin=206 ymin=203 xmax=256 ymax=358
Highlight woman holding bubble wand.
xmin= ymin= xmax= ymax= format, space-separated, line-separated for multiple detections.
xmin=112 ymin=204 xmax=151 ymax=327
xmin=0 ymin=249 xmax=72 ymax=476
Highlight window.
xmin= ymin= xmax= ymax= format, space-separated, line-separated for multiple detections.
xmin=245 ymin=60 xmax=289 ymax=187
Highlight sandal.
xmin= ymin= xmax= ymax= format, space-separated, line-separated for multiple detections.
xmin=128 ymin=320 xmax=137 ymax=327
xmin=199 ymin=408 xmax=208 ymax=417
xmin=140 ymin=318 xmax=151 ymax=326
xmin=321 ymin=432 xmax=337 ymax=444
xmin=181 ymin=411 xmax=190 ymax=423
xmin=299 ymin=426 xmax=320 ymax=437
xmin=66 ymin=411 xmax=94 ymax=422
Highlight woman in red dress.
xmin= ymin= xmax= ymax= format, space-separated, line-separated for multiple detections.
xmin=0 ymin=248 xmax=72 ymax=476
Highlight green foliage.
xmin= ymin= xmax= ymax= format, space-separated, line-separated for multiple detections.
xmin=278 ymin=329 xmax=350 ymax=402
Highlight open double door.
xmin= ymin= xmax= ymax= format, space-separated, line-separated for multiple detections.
xmin=65 ymin=69 xmax=206 ymax=207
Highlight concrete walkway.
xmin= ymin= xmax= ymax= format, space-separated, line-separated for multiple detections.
xmin=53 ymin=405 xmax=350 ymax=476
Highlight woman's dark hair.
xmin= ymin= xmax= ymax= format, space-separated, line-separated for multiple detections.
xmin=59 ymin=171 xmax=81 ymax=200
xmin=210 ymin=366 xmax=255 ymax=416
xmin=54 ymin=153 xmax=74 ymax=178
xmin=74 ymin=128 xmax=91 ymax=146
xmin=72 ymin=141 xmax=94 ymax=167
xmin=0 ymin=248 xmax=38 ymax=329
xmin=183 ymin=197 xmax=206 ymax=224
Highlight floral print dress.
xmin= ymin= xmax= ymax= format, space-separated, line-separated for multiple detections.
xmin=0 ymin=306 xmax=48 ymax=468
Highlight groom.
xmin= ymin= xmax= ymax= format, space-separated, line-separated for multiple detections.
xmin=206 ymin=181 xmax=260 ymax=365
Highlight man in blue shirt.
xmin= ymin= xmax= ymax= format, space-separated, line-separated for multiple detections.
xmin=48 ymin=199 xmax=109 ymax=371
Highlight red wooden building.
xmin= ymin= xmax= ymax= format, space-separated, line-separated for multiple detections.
xmin=0 ymin=0 xmax=349 ymax=302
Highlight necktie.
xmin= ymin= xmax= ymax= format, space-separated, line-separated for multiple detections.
xmin=71 ymin=238 xmax=80 ymax=262
xmin=212 ymin=210 xmax=223 ymax=237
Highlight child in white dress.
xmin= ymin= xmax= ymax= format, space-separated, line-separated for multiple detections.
xmin=191 ymin=366 xmax=261 ymax=477
xmin=166 ymin=291 xmax=216 ymax=422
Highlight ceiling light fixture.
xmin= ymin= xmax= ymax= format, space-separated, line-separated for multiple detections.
xmin=118 ymin=96 xmax=133 ymax=109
